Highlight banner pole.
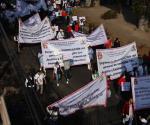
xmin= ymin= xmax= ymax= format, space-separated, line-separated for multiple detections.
xmin=17 ymin=41 xmax=20 ymax=53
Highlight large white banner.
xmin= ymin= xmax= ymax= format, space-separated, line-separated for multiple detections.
xmin=96 ymin=42 xmax=138 ymax=80
xmin=73 ymin=25 xmax=107 ymax=46
xmin=131 ymin=76 xmax=150 ymax=110
xmin=23 ymin=13 xmax=41 ymax=26
xmin=47 ymin=75 xmax=107 ymax=116
xmin=19 ymin=17 xmax=55 ymax=43
xmin=41 ymin=37 xmax=90 ymax=68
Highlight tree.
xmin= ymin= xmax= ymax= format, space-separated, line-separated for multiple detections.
xmin=132 ymin=0 xmax=150 ymax=29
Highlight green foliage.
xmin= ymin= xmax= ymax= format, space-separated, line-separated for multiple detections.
xmin=101 ymin=10 xmax=118 ymax=20
xmin=132 ymin=0 xmax=145 ymax=16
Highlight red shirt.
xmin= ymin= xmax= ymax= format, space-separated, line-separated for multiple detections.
xmin=67 ymin=25 xmax=72 ymax=32
xmin=118 ymin=75 xmax=126 ymax=86
xmin=74 ymin=23 xmax=79 ymax=32
xmin=61 ymin=10 xmax=68 ymax=17
xmin=104 ymin=39 xmax=112 ymax=48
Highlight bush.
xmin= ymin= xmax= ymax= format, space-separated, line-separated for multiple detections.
xmin=101 ymin=10 xmax=118 ymax=20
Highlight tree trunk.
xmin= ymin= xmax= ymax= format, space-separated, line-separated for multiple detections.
xmin=85 ymin=0 xmax=92 ymax=7
xmin=138 ymin=16 xmax=148 ymax=31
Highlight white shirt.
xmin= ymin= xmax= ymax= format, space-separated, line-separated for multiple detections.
xmin=37 ymin=73 xmax=45 ymax=85
xmin=53 ymin=64 xmax=61 ymax=74
xmin=34 ymin=73 xmax=45 ymax=85
xmin=57 ymin=31 xmax=64 ymax=40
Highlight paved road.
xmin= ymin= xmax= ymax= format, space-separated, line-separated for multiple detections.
xmin=0 ymin=20 xmax=122 ymax=125
xmin=18 ymin=43 xmax=122 ymax=125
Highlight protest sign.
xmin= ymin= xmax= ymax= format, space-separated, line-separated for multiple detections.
xmin=73 ymin=25 xmax=107 ymax=46
xmin=47 ymin=75 xmax=107 ymax=116
xmin=131 ymin=76 xmax=150 ymax=110
xmin=41 ymin=37 xmax=90 ymax=68
xmin=19 ymin=17 xmax=55 ymax=43
xmin=23 ymin=13 xmax=41 ymax=26
xmin=96 ymin=42 xmax=138 ymax=80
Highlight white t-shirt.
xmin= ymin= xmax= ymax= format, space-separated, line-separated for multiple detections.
xmin=34 ymin=73 xmax=45 ymax=85
xmin=57 ymin=31 xmax=64 ymax=40
xmin=37 ymin=73 xmax=45 ymax=85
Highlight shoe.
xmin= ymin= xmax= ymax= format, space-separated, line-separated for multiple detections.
xmin=66 ymin=79 xmax=69 ymax=84
xmin=57 ymin=83 xmax=59 ymax=87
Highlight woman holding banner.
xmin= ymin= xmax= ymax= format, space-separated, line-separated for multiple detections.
xmin=122 ymin=98 xmax=134 ymax=125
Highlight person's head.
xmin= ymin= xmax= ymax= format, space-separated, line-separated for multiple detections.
xmin=55 ymin=61 xmax=59 ymax=65
xmin=52 ymin=106 xmax=59 ymax=112
xmin=115 ymin=37 xmax=118 ymax=41
xmin=107 ymin=76 xmax=111 ymax=80
xmin=60 ymin=29 xmax=63 ymax=32
xmin=129 ymin=98 xmax=133 ymax=104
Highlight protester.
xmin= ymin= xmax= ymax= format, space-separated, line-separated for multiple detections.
xmin=118 ymin=73 xmax=131 ymax=101
xmin=34 ymin=70 xmax=46 ymax=94
xmin=113 ymin=37 xmax=121 ymax=48
xmin=56 ymin=29 xmax=64 ymax=40
xmin=122 ymin=98 xmax=134 ymax=125
xmin=104 ymin=37 xmax=112 ymax=48
xmin=63 ymin=54 xmax=72 ymax=84
xmin=53 ymin=61 xmax=63 ymax=87
xmin=46 ymin=106 xmax=59 ymax=125
xmin=79 ymin=17 xmax=86 ymax=33
xmin=66 ymin=23 xmax=74 ymax=38
xmin=74 ymin=21 xmax=80 ymax=32
xmin=87 ymin=45 xmax=94 ymax=71
xmin=91 ymin=70 xmax=99 ymax=80
xmin=25 ymin=72 xmax=35 ymax=89
xmin=106 ymin=76 xmax=111 ymax=98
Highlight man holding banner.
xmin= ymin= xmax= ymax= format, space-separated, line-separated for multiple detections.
xmin=47 ymin=74 xmax=107 ymax=116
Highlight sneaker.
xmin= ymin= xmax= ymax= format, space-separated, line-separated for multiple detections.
xmin=66 ymin=79 xmax=69 ymax=84
xmin=57 ymin=83 xmax=59 ymax=87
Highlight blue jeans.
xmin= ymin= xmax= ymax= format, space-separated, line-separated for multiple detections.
xmin=55 ymin=73 xmax=61 ymax=83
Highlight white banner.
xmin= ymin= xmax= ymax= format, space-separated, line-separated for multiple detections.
xmin=47 ymin=75 xmax=107 ymax=116
xmin=96 ymin=42 xmax=138 ymax=80
xmin=41 ymin=37 xmax=90 ymax=68
xmin=73 ymin=25 xmax=107 ymax=46
xmin=19 ymin=17 xmax=55 ymax=43
xmin=131 ymin=76 xmax=150 ymax=110
xmin=23 ymin=13 xmax=41 ymax=26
